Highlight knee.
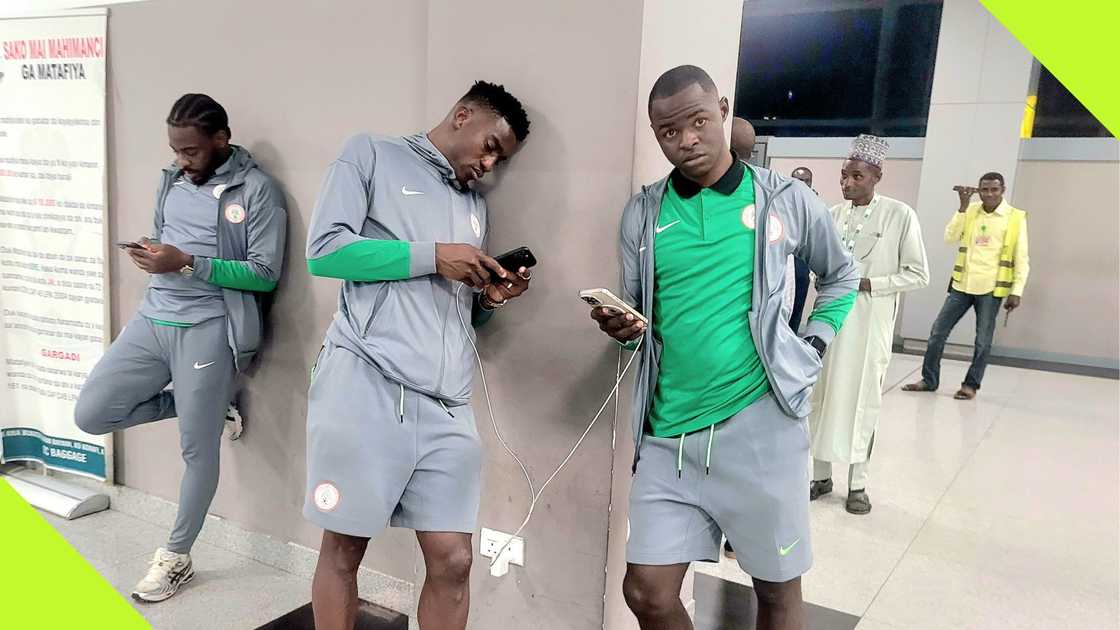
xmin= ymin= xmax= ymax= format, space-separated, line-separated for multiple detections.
xmin=74 ymin=391 xmax=110 ymax=435
xmin=320 ymin=532 xmax=368 ymax=575
xmin=623 ymin=572 xmax=677 ymax=619
xmin=753 ymin=578 xmax=801 ymax=610
xmin=428 ymin=545 xmax=473 ymax=585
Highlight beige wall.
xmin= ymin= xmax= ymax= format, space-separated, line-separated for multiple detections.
xmin=996 ymin=159 xmax=1119 ymax=366
xmin=107 ymin=1 xmax=647 ymax=627
xmin=108 ymin=0 xmax=430 ymax=585
xmin=768 ymin=157 xmax=924 ymax=210
xmin=769 ymin=149 xmax=1120 ymax=367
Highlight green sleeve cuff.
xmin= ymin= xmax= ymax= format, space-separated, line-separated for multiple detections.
xmin=807 ymin=289 xmax=857 ymax=334
xmin=196 ymin=258 xmax=277 ymax=292
xmin=307 ymin=240 xmax=412 ymax=282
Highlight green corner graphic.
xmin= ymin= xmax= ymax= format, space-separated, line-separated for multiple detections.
xmin=0 ymin=479 xmax=150 ymax=629
xmin=981 ymin=0 xmax=1120 ymax=136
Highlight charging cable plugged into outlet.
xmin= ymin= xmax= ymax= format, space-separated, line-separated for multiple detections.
xmin=479 ymin=527 xmax=524 ymax=577
xmin=454 ymin=284 xmax=643 ymax=576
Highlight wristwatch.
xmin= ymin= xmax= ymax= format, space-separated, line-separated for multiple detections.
xmin=179 ymin=256 xmax=195 ymax=278
xmin=478 ymin=292 xmax=506 ymax=310
xmin=803 ymin=335 xmax=826 ymax=358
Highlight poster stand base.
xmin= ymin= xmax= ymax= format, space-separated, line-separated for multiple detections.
xmin=1 ymin=466 xmax=109 ymax=520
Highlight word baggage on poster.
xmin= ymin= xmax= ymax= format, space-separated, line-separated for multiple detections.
xmin=0 ymin=12 xmax=108 ymax=479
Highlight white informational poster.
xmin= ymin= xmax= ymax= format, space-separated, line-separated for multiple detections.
xmin=0 ymin=12 xmax=109 ymax=479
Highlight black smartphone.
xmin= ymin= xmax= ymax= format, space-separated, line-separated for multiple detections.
xmin=115 ymin=241 xmax=144 ymax=250
xmin=490 ymin=246 xmax=537 ymax=281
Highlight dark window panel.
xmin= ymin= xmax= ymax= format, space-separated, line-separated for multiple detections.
xmin=1033 ymin=65 xmax=1113 ymax=138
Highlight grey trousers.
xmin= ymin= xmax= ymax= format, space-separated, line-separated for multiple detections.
xmin=75 ymin=315 xmax=234 ymax=553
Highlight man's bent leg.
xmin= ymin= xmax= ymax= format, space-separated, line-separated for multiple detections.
xmin=920 ymin=290 xmax=973 ymax=389
xmin=312 ymin=529 xmax=370 ymax=630
xmin=416 ymin=531 xmax=474 ymax=630
xmin=623 ymin=563 xmax=693 ymax=630
xmin=964 ymin=293 xmax=1002 ymax=390
xmin=74 ymin=316 xmax=175 ymax=435
xmin=754 ymin=576 xmax=805 ymax=630
xmin=166 ymin=318 xmax=235 ymax=553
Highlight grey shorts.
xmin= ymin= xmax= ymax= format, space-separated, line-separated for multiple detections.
xmin=303 ymin=341 xmax=482 ymax=537
xmin=626 ymin=393 xmax=812 ymax=583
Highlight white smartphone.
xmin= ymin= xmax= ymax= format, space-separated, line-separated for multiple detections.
xmin=579 ymin=288 xmax=647 ymax=324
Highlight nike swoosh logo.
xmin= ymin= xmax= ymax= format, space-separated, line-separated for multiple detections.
xmin=778 ymin=538 xmax=801 ymax=556
xmin=401 ymin=186 xmax=424 ymax=196
xmin=655 ymin=220 xmax=681 ymax=234
xmin=193 ymin=361 xmax=215 ymax=370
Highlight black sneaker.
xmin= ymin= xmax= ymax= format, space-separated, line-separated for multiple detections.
xmin=810 ymin=478 xmax=833 ymax=501
xmin=846 ymin=490 xmax=872 ymax=515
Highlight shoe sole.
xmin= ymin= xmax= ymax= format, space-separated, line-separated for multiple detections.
xmin=226 ymin=415 xmax=244 ymax=441
xmin=131 ymin=568 xmax=194 ymax=603
xmin=845 ymin=505 xmax=872 ymax=515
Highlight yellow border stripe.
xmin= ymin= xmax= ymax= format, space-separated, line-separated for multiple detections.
xmin=0 ymin=479 xmax=149 ymax=628
xmin=982 ymin=0 xmax=1120 ymax=136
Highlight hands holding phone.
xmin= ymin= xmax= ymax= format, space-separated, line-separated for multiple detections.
xmin=583 ymin=289 xmax=646 ymax=343
xmin=590 ymin=307 xmax=646 ymax=343
xmin=119 ymin=237 xmax=192 ymax=274
xmin=435 ymin=243 xmax=533 ymax=307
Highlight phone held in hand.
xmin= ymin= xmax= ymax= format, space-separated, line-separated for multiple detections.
xmin=579 ymin=287 xmax=647 ymax=325
xmin=490 ymin=246 xmax=537 ymax=281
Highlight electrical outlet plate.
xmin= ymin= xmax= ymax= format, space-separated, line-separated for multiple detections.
xmin=480 ymin=527 xmax=524 ymax=577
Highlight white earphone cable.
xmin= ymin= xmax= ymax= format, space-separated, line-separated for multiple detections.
xmin=454 ymin=284 xmax=643 ymax=569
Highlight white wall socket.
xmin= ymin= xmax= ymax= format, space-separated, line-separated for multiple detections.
xmin=479 ymin=527 xmax=524 ymax=577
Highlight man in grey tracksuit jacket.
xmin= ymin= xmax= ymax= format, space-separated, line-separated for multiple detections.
xmin=593 ymin=66 xmax=858 ymax=630
xmin=303 ymin=81 xmax=531 ymax=630
xmin=75 ymin=94 xmax=286 ymax=603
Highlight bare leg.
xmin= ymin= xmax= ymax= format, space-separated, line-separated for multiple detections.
xmin=623 ymin=563 xmax=693 ymax=630
xmin=753 ymin=576 xmax=805 ymax=630
xmin=312 ymin=529 xmax=369 ymax=630
xmin=416 ymin=531 xmax=474 ymax=630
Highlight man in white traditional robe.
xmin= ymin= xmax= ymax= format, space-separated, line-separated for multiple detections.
xmin=808 ymin=135 xmax=929 ymax=515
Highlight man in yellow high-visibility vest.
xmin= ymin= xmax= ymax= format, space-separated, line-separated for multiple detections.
xmin=904 ymin=172 xmax=1029 ymax=400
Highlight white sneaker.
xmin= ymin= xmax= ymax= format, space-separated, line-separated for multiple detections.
xmin=224 ymin=403 xmax=244 ymax=441
xmin=131 ymin=548 xmax=194 ymax=603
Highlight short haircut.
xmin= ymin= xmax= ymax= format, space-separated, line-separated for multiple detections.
xmin=979 ymin=171 xmax=1005 ymax=187
xmin=792 ymin=166 xmax=813 ymax=178
xmin=461 ymin=80 xmax=531 ymax=142
xmin=648 ymin=65 xmax=718 ymax=114
xmin=167 ymin=93 xmax=229 ymax=136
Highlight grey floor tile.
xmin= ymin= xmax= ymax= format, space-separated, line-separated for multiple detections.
xmin=114 ymin=541 xmax=312 ymax=630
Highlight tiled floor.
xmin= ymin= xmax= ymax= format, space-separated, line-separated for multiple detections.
xmin=38 ymin=355 xmax=1120 ymax=629
xmin=39 ymin=509 xmax=312 ymax=630
xmin=695 ymin=355 xmax=1120 ymax=629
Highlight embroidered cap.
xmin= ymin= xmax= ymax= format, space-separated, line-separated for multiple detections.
xmin=848 ymin=134 xmax=889 ymax=168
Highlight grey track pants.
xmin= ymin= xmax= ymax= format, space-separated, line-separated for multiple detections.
xmin=75 ymin=314 xmax=235 ymax=553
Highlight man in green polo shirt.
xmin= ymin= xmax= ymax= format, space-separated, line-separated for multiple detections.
xmin=591 ymin=65 xmax=858 ymax=630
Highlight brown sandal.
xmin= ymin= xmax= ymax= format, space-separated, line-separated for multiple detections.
xmin=954 ymin=386 xmax=976 ymax=400
xmin=902 ymin=381 xmax=936 ymax=392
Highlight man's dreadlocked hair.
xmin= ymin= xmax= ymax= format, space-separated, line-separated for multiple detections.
xmin=166 ymin=93 xmax=230 ymax=137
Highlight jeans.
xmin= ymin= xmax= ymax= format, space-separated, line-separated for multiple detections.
xmin=921 ymin=288 xmax=1002 ymax=390
xmin=789 ymin=257 xmax=811 ymax=332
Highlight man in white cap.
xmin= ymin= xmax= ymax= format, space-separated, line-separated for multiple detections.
xmin=807 ymin=135 xmax=930 ymax=514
